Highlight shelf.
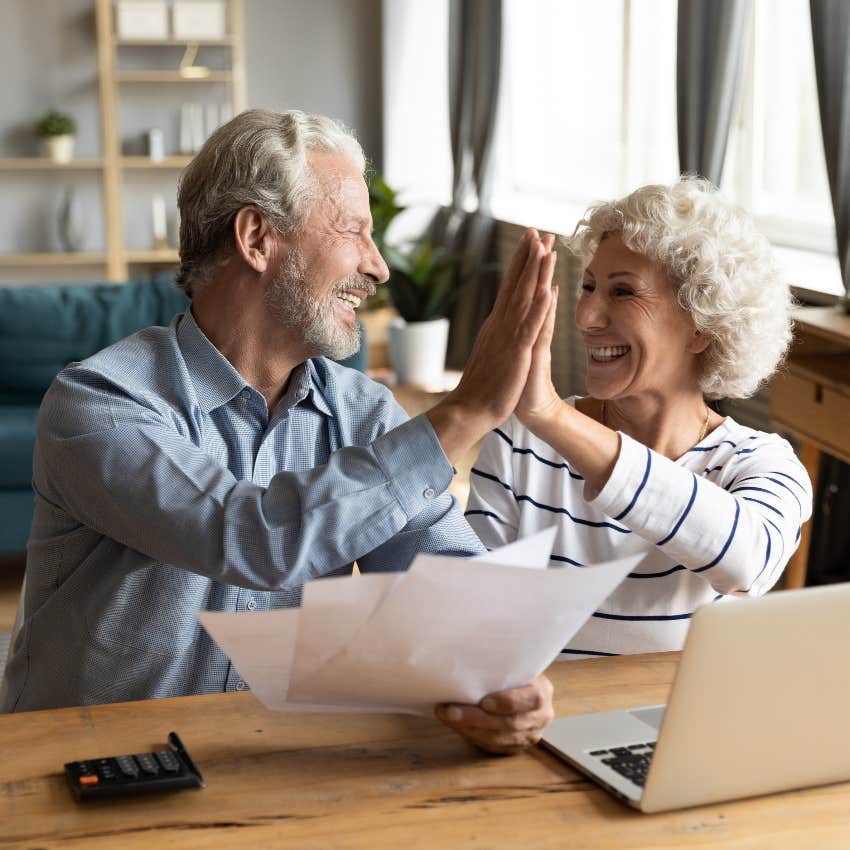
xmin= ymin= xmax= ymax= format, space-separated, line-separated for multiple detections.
xmin=114 ymin=37 xmax=235 ymax=46
xmin=0 ymin=252 xmax=107 ymax=267
xmin=0 ymin=158 xmax=103 ymax=171
xmin=116 ymin=70 xmax=232 ymax=83
xmin=121 ymin=156 xmax=193 ymax=169
xmin=125 ymin=249 xmax=179 ymax=263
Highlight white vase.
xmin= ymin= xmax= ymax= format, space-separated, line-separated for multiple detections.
xmin=58 ymin=187 xmax=84 ymax=252
xmin=43 ymin=135 xmax=75 ymax=163
xmin=388 ymin=316 xmax=450 ymax=386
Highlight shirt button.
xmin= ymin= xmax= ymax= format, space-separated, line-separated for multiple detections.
xmin=235 ymin=681 xmax=249 ymax=691
xmin=246 ymin=599 xmax=257 ymax=611
xmin=423 ymin=487 xmax=436 ymax=500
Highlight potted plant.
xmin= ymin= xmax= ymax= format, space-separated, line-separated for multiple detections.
xmin=35 ymin=110 xmax=77 ymax=163
xmin=384 ymin=239 xmax=459 ymax=386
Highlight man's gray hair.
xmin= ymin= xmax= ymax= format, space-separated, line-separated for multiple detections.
xmin=176 ymin=108 xmax=366 ymax=297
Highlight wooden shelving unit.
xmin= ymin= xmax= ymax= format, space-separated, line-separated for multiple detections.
xmin=0 ymin=252 xmax=108 ymax=267
xmin=114 ymin=37 xmax=236 ymax=47
xmin=97 ymin=0 xmax=245 ymax=281
xmin=125 ymin=248 xmax=180 ymax=263
xmin=115 ymin=70 xmax=234 ymax=83
xmin=0 ymin=1 xmax=245 ymax=281
xmin=120 ymin=156 xmax=193 ymax=169
xmin=0 ymin=158 xmax=103 ymax=171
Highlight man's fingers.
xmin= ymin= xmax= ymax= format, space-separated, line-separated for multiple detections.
xmin=437 ymin=703 xmax=545 ymax=733
xmin=505 ymin=240 xmax=547 ymax=326
xmin=480 ymin=675 xmax=554 ymax=715
xmin=492 ymin=228 xmax=536 ymax=315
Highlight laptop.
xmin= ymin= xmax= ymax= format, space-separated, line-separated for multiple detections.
xmin=541 ymin=582 xmax=850 ymax=812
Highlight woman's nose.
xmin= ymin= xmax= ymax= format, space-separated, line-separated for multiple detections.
xmin=575 ymin=291 xmax=608 ymax=331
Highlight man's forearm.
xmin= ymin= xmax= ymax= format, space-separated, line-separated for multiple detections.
xmin=426 ymin=398 xmax=497 ymax=468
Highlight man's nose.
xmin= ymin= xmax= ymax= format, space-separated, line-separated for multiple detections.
xmin=360 ymin=236 xmax=390 ymax=285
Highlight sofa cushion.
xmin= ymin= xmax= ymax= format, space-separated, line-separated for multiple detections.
xmin=0 ymin=273 xmax=187 ymax=398
xmin=0 ymin=406 xmax=39 ymax=487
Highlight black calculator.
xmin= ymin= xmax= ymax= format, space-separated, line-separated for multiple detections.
xmin=64 ymin=731 xmax=205 ymax=801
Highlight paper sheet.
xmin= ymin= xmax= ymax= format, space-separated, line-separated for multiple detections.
xmin=198 ymin=527 xmax=641 ymax=715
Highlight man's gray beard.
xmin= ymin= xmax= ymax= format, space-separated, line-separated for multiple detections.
xmin=264 ymin=247 xmax=374 ymax=361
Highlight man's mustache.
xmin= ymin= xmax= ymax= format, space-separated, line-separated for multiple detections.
xmin=333 ymin=275 xmax=376 ymax=300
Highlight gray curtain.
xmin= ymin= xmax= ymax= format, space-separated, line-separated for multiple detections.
xmin=810 ymin=0 xmax=850 ymax=306
xmin=434 ymin=0 xmax=503 ymax=368
xmin=676 ymin=0 xmax=749 ymax=183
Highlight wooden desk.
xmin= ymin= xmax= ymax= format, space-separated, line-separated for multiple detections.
xmin=770 ymin=306 xmax=850 ymax=587
xmin=3 ymin=653 xmax=850 ymax=849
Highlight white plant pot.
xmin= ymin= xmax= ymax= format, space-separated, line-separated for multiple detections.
xmin=388 ymin=316 xmax=450 ymax=386
xmin=43 ymin=135 xmax=75 ymax=163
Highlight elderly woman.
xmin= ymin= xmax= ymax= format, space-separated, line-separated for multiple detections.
xmin=465 ymin=177 xmax=813 ymax=658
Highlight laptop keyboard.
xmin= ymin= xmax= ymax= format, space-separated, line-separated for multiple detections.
xmin=589 ymin=742 xmax=655 ymax=787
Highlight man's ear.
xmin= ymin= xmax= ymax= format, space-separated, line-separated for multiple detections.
xmin=233 ymin=206 xmax=276 ymax=273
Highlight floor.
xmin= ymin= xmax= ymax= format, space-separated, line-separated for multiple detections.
xmin=0 ymin=555 xmax=24 ymax=674
xmin=0 ymin=554 xmax=24 ymax=632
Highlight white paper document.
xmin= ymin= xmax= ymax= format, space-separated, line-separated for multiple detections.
xmin=198 ymin=528 xmax=641 ymax=716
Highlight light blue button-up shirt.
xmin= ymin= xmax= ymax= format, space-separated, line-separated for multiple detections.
xmin=2 ymin=310 xmax=483 ymax=712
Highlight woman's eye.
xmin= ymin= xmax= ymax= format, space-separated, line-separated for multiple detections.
xmin=614 ymin=287 xmax=633 ymax=297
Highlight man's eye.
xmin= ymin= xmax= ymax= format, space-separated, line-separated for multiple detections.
xmin=581 ymin=282 xmax=594 ymax=292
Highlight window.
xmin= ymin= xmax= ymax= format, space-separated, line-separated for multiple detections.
xmin=491 ymin=0 xmax=678 ymax=234
xmin=490 ymin=0 xmax=842 ymax=296
xmin=723 ymin=0 xmax=842 ymax=296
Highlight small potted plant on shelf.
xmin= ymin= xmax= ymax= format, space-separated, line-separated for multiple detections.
xmin=35 ymin=109 xmax=77 ymax=163
xmin=384 ymin=239 xmax=460 ymax=387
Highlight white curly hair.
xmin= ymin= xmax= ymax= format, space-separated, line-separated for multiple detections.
xmin=562 ymin=177 xmax=794 ymax=399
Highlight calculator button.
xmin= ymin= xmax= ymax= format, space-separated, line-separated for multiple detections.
xmin=156 ymin=750 xmax=181 ymax=773
xmin=116 ymin=755 xmax=140 ymax=777
xmin=79 ymin=774 xmax=99 ymax=785
xmin=134 ymin=753 xmax=160 ymax=775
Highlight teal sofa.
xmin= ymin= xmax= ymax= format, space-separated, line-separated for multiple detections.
xmin=0 ymin=274 xmax=366 ymax=554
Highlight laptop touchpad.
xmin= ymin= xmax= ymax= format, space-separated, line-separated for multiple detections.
xmin=629 ymin=706 xmax=666 ymax=731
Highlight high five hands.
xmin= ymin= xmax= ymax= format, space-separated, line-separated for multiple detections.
xmin=427 ymin=228 xmax=559 ymax=466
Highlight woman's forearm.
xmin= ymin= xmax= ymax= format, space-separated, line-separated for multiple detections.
xmin=524 ymin=400 xmax=621 ymax=496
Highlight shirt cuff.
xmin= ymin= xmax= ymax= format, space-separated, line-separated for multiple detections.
xmin=584 ymin=431 xmax=650 ymax=520
xmin=371 ymin=413 xmax=454 ymax=521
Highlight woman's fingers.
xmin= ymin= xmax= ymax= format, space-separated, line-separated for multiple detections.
xmin=535 ymin=282 xmax=559 ymax=354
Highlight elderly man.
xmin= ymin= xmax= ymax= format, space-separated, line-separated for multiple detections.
xmin=1 ymin=109 xmax=556 ymax=753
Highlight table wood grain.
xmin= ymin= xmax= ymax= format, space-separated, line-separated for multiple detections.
xmin=2 ymin=653 xmax=849 ymax=849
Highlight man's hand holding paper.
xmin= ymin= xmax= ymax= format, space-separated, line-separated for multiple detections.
xmin=198 ymin=527 xmax=642 ymax=752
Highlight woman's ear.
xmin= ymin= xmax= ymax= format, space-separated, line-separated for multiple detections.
xmin=233 ymin=206 xmax=276 ymax=273
xmin=688 ymin=327 xmax=712 ymax=355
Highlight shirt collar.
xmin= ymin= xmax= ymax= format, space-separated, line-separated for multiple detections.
xmin=176 ymin=309 xmax=334 ymax=418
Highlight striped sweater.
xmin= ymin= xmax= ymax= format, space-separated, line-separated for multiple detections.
xmin=465 ymin=400 xmax=813 ymax=658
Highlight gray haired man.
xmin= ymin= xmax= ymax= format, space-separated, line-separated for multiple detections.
xmin=2 ymin=109 xmax=556 ymax=754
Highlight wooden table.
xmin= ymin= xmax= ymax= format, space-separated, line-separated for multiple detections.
xmin=3 ymin=653 xmax=850 ymax=849
xmin=770 ymin=306 xmax=850 ymax=587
